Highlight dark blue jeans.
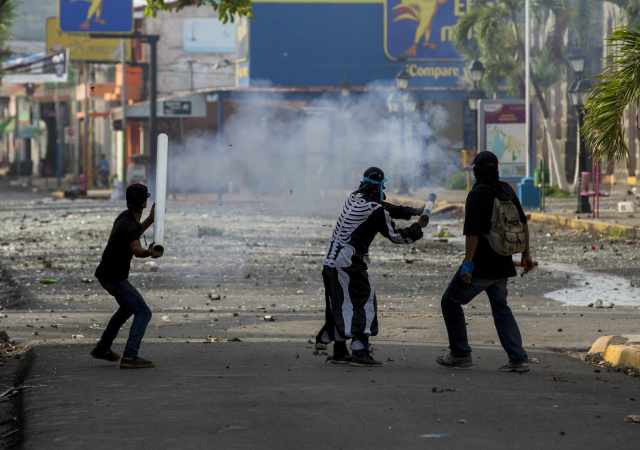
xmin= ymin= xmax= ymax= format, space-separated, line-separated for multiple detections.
xmin=441 ymin=274 xmax=528 ymax=363
xmin=96 ymin=278 xmax=152 ymax=359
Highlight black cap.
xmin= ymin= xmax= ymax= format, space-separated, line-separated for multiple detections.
xmin=362 ymin=167 xmax=385 ymax=183
xmin=126 ymin=183 xmax=150 ymax=208
xmin=472 ymin=151 xmax=499 ymax=167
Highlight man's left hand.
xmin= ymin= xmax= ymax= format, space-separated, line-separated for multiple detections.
xmin=521 ymin=252 xmax=536 ymax=274
xmin=147 ymin=203 xmax=155 ymax=224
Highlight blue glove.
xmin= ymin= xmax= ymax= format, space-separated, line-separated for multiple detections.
xmin=460 ymin=261 xmax=474 ymax=275
xmin=459 ymin=261 xmax=474 ymax=284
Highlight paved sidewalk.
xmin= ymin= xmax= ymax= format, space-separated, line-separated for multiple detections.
xmin=23 ymin=342 xmax=640 ymax=450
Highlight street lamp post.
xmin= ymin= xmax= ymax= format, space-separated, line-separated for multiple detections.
xmin=467 ymin=59 xmax=486 ymax=153
xmin=388 ymin=66 xmax=416 ymax=194
xmin=569 ymin=77 xmax=593 ymax=214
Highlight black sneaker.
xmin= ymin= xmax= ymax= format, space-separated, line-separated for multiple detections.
xmin=327 ymin=342 xmax=351 ymax=365
xmin=499 ymin=360 xmax=530 ymax=373
xmin=120 ymin=357 xmax=155 ymax=369
xmin=436 ymin=353 xmax=473 ymax=369
xmin=314 ymin=327 xmax=330 ymax=351
xmin=349 ymin=349 xmax=383 ymax=367
xmin=90 ymin=347 xmax=120 ymax=362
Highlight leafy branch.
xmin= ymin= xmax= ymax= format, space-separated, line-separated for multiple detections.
xmin=143 ymin=0 xmax=252 ymax=23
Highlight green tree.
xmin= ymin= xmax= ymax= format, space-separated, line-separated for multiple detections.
xmin=454 ymin=0 xmax=573 ymax=188
xmin=583 ymin=28 xmax=640 ymax=161
xmin=144 ymin=0 xmax=252 ymax=22
xmin=0 ymin=0 xmax=14 ymax=64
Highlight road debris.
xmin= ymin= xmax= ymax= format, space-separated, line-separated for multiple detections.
xmin=432 ymin=386 xmax=457 ymax=393
xmin=419 ymin=433 xmax=448 ymax=439
xmin=205 ymin=336 xmax=243 ymax=343
xmin=208 ymin=291 xmax=222 ymax=301
xmin=624 ymin=415 xmax=640 ymax=424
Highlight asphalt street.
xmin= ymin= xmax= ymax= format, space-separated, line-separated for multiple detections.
xmin=22 ymin=342 xmax=640 ymax=450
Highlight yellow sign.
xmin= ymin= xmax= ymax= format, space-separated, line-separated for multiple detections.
xmin=46 ymin=17 xmax=130 ymax=62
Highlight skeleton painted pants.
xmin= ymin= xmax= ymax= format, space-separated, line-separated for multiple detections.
xmin=317 ymin=266 xmax=378 ymax=349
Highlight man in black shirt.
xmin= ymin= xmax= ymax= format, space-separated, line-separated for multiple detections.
xmin=315 ymin=167 xmax=426 ymax=366
xmin=92 ymin=183 xmax=162 ymax=369
xmin=437 ymin=152 xmax=535 ymax=373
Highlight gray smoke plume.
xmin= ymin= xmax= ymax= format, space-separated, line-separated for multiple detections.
xmin=167 ymin=88 xmax=460 ymax=212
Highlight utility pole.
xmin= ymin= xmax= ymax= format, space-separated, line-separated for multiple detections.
xmin=91 ymin=32 xmax=159 ymax=194
xmin=54 ymin=84 xmax=64 ymax=186
xmin=149 ymin=34 xmax=158 ymax=194
xmin=525 ymin=0 xmax=531 ymax=178
xmin=82 ymin=63 xmax=92 ymax=189
xmin=120 ymin=39 xmax=128 ymax=186
xmin=24 ymin=83 xmax=35 ymax=181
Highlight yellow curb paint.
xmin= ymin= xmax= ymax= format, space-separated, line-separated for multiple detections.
xmin=588 ymin=335 xmax=628 ymax=355
xmin=619 ymin=347 xmax=640 ymax=369
xmin=528 ymin=212 xmax=638 ymax=239
xmin=603 ymin=345 xmax=626 ymax=366
xmin=603 ymin=344 xmax=640 ymax=370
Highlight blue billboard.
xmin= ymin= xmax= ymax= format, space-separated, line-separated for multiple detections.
xmin=59 ymin=0 xmax=133 ymax=33
xmin=249 ymin=0 xmax=469 ymax=94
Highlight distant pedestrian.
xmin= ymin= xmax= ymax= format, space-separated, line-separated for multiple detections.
xmin=315 ymin=167 xmax=427 ymax=366
xmin=91 ymin=183 xmax=161 ymax=369
xmin=97 ymin=153 xmax=109 ymax=188
xmin=437 ymin=151 xmax=535 ymax=373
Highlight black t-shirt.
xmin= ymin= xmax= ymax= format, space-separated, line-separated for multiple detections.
xmin=463 ymin=181 xmax=527 ymax=280
xmin=95 ymin=210 xmax=143 ymax=281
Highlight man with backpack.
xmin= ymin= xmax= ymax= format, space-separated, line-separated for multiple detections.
xmin=437 ymin=151 xmax=535 ymax=373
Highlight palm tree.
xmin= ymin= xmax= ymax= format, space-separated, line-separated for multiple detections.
xmin=454 ymin=0 xmax=573 ymax=189
xmin=583 ymin=27 xmax=640 ymax=161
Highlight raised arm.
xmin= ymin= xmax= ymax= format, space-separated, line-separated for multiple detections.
xmin=381 ymin=201 xmax=423 ymax=221
xmin=376 ymin=208 xmax=423 ymax=244
xmin=141 ymin=203 xmax=155 ymax=232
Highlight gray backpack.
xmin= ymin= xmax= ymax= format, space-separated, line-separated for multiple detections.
xmin=485 ymin=196 xmax=527 ymax=256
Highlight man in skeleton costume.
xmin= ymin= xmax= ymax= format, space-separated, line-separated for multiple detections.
xmin=315 ymin=167 xmax=427 ymax=366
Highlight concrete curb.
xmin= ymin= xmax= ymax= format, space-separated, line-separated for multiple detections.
xmin=528 ymin=212 xmax=639 ymax=238
xmin=0 ymin=346 xmax=34 ymax=449
xmin=588 ymin=335 xmax=640 ymax=370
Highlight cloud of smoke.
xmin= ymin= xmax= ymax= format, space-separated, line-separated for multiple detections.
xmin=168 ymin=88 xmax=460 ymax=212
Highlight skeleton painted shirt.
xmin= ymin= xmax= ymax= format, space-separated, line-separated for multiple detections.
xmin=323 ymin=192 xmax=422 ymax=269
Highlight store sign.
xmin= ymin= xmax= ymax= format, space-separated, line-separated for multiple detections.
xmin=479 ymin=101 xmax=528 ymax=180
xmin=47 ymin=17 xmax=130 ymax=62
xmin=59 ymin=0 xmax=133 ymax=33
xmin=384 ymin=0 xmax=469 ymax=62
xmin=163 ymin=101 xmax=192 ymax=116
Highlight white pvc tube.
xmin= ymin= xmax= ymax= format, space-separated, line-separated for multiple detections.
xmin=153 ymin=133 xmax=168 ymax=252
